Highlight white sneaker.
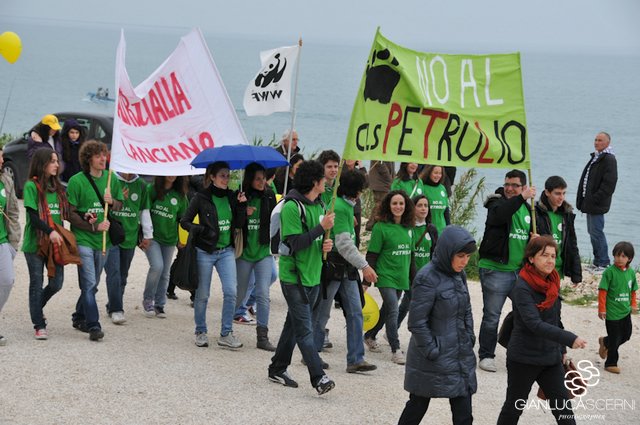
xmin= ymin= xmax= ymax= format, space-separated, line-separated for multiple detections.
xmin=391 ymin=351 xmax=406 ymax=365
xmin=111 ymin=311 xmax=126 ymax=325
xmin=365 ymin=337 xmax=382 ymax=353
xmin=479 ymin=357 xmax=497 ymax=372
xmin=0 ymin=335 xmax=6 ymax=346
xmin=218 ymin=332 xmax=243 ymax=349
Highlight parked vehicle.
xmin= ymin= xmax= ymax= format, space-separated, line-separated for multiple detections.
xmin=2 ymin=112 xmax=113 ymax=197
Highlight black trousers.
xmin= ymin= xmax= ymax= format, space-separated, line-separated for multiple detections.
xmin=398 ymin=393 xmax=473 ymax=425
xmin=497 ymin=359 xmax=575 ymax=425
xmin=604 ymin=313 xmax=633 ymax=367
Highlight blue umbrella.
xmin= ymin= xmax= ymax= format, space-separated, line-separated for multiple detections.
xmin=190 ymin=144 xmax=289 ymax=170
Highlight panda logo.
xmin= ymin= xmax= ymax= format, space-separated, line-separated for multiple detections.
xmin=408 ymin=229 xmax=413 ymax=238
xmin=0 ymin=188 xmax=5 ymax=198
xmin=131 ymin=193 xmax=139 ymax=202
xmin=557 ymin=223 xmax=563 ymax=232
xmin=170 ymin=198 xmax=178 ymax=206
xmin=525 ymin=215 xmax=531 ymax=224
xmin=441 ymin=190 xmax=446 ymax=197
xmin=426 ymin=234 xmax=431 ymax=241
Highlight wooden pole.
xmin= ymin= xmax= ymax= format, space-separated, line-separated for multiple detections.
xmin=528 ymin=168 xmax=536 ymax=234
xmin=323 ymin=159 xmax=344 ymax=260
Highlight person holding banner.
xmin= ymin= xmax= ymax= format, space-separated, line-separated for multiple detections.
xmin=180 ymin=162 xmax=246 ymax=350
xmin=391 ymin=163 xmax=424 ymax=198
xmin=142 ymin=176 xmax=188 ymax=319
xmin=313 ymin=169 xmax=378 ymax=373
xmin=477 ymin=169 xmax=535 ymax=372
xmin=23 ymin=149 xmax=68 ymax=339
xmin=235 ymin=163 xmax=278 ymax=351
xmin=363 ymin=190 xmax=415 ymax=365
xmin=420 ymin=165 xmax=450 ymax=235
xmin=267 ymin=160 xmax=336 ymax=394
xmin=66 ymin=140 xmax=123 ymax=341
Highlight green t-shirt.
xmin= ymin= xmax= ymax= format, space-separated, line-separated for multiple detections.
xmin=391 ymin=178 xmax=424 ymax=197
xmin=423 ymin=184 xmax=448 ymax=234
xmin=547 ymin=210 xmax=564 ymax=277
xmin=240 ymin=197 xmax=270 ymax=262
xmin=368 ymin=221 xmax=413 ymax=290
xmin=599 ymin=266 xmax=638 ymax=320
xmin=22 ymin=180 xmax=64 ymax=253
xmin=413 ymin=223 xmax=434 ymax=271
xmin=66 ymin=171 xmax=124 ymax=250
xmin=212 ymin=194 xmax=232 ymax=248
xmin=110 ymin=178 xmax=148 ymax=250
xmin=148 ymin=186 xmax=188 ymax=246
xmin=330 ymin=197 xmax=356 ymax=244
xmin=279 ymin=200 xmax=324 ymax=287
xmin=479 ymin=203 xmax=531 ymax=272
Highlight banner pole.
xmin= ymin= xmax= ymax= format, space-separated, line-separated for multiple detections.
xmin=323 ymin=159 xmax=344 ymax=260
xmin=282 ymin=38 xmax=302 ymax=196
xmin=102 ymin=169 xmax=113 ymax=255
xmin=528 ymin=168 xmax=537 ymax=234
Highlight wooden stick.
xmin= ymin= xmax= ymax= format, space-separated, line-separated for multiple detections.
xmin=102 ymin=169 xmax=112 ymax=255
xmin=323 ymin=159 xmax=344 ymax=260
xmin=528 ymin=168 xmax=537 ymax=234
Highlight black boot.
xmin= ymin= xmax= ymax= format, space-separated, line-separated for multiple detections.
xmin=257 ymin=326 xmax=276 ymax=352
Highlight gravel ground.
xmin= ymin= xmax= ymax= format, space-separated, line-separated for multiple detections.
xmin=1 ymin=205 xmax=638 ymax=424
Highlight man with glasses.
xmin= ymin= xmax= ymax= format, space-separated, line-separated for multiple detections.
xmin=477 ymin=170 xmax=536 ymax=372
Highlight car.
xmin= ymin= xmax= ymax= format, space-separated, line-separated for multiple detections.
xmin=2 ymin=112 xmax=113 ymax=198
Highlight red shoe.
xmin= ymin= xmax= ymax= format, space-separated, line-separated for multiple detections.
xmin=35 ymin=328 xmax=48 ymax=340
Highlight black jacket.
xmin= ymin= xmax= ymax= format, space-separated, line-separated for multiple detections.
xmin=535 ymin=193 xmax=582 ymax=283
xmin=508 ymin=277 xmax=577 ymax=366
xmin=576 ymin=152 xmax=617 ymax=214
xmin=180 ymin=185 xmax=247 ymax=254
xmin=404 ymin=226 xmax=477 ymax=399
xmin=478 ymin=187 xmax=529 ymax=264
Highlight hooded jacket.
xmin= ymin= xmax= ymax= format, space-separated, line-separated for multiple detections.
xmin=180 ymin=184 xmax=247 ymax=254
xmin=478 ymin=187 xmax=529 ymax=264
xmin=576 ymin=151 xmax=617 ymax=214
xmin=535 ymin=192 xmax=582 ymax=283
xmin=60 ymin=120 xmax=85 ymax=182
xmin=404 ymin=225 xmax=477 ymax=398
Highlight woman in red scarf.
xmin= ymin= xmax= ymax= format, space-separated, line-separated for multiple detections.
xmin=497 ymin=236 xmax=587 ymax=425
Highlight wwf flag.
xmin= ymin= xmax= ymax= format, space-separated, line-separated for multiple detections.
xmin=243 ymin=45 xmax=299 ymax=116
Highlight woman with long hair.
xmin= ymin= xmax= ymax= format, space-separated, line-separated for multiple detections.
xmin=142 ymin=176 xmax=188 ymax=319
xmin=497 ymin=236 xmax=587 ymax=424
xmin=391 ymin=162 xmax=424 ymax=197
xmin=0 ymin=147 xmax=20 ymax=346
xmin=363 ymin=190 xmax=415 ymax=364
xmin=23 ymin=149 xmax=69 ymax=339
xmin=180 ymin=161 xmax=247 ymax=349
xmin=235 ymin=163 xmax=277 ymax=350
xmin=397 ymin=194 xmax=439 ymax=327
xmin=420 ymin=164 xmax=450 ymax=234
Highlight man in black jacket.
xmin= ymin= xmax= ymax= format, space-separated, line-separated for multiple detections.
xmin=535 ymin=176 xmax=582 ymax=284
xmin=477 ymin=170 xmax=536 ymax=372
xmin=577 ymin=132 xmax=618 ymax=271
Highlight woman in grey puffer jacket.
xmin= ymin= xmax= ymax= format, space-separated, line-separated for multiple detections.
xmin=398 ymin=225 xmax=477 ymax=425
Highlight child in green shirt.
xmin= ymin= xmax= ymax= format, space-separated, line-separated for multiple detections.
xmin=598 ymin=241 xmax=638 ymax=374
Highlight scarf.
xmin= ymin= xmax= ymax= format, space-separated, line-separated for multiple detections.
xmin=210 ymin=184 xmax=231 ymax=198
xmin=519 ymin=262 xmax=560 ymax=311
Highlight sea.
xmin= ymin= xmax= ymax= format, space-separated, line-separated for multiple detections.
xmin=1 ymin=20 xmax=639 ymax=266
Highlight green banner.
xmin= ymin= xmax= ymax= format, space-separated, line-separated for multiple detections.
xmin=343 ymin=29 xmax=530 ymax=169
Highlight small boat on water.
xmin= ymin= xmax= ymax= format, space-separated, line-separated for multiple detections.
xmin=84 ymin=87 xmax=115 ymax=103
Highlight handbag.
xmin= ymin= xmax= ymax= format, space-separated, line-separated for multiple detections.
xmin=537 ymin=359 xmax=586 ymax=400
xmin=84 ymin=172 xmax=125 ymax=246
xmin=169 ymin=231 xmax=199 ymax=291
xmin=497 ymin=311 xmax=514 ymax=348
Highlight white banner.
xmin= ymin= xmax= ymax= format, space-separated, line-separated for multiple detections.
xmin=111 ymin=28 xmax=248 ymax=175
xmin=243 ymin=45 xmax=299 ymax=116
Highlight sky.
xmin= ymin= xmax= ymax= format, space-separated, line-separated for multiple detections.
xmin=2 ymin=0 xmax=640 ymax=53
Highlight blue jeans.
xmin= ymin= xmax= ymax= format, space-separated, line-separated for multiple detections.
xmin=587 ymin=213 xmax=610 ymax=267
xmin=364 ymin=287 xmax=402 ymax=351
xmin=235 ymin=256 xmax=278 ymax=318
xmin=104 ymin=245 xmax=123 ymax=314
xmin=269 ymin=282 xmax=325 ymax=387
xmin=25 ymin=252 xmax=63 ymax=330
xmin=478 ymin=268 xmax=518 ymax=359
xmin=194 ymin=247 xmax=237 ymax=336
xmin=143 ymin=240 xmax=175 ymax=309
xmin=118 ymin=247 xmax=136 ymax=295
xmin=313 ymin=276 xmax=365 ymax=365
xmin=236 ymin=256 xmax=274 ymax=328
xmin=73 ymin=245 xmax=107 ymax=331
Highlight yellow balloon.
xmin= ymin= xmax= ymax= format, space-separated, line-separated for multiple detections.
xmin=0 ymin=31 xmax=22 ymax=64
xmin=178 ymin=214 xmax=199 ymax=245
xmin=362 ymin=291 xmax=380 ymax=332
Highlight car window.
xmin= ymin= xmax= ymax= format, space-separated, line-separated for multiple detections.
xmin=94 ymin=123 xmax=107 ymax=142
